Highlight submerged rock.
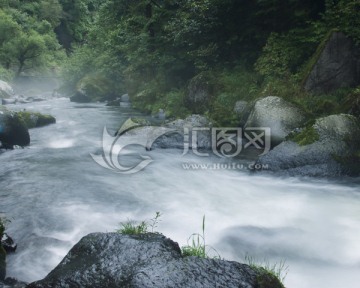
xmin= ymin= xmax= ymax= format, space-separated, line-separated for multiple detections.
xmin=245 ymin=96 xmax=306 ymax=145
xmin=257 ymin=114 xmax=360 ymax=177
xmin=27 ymin=232 xmax=281 ymax=288
xmin=1 ymin=99 xmax=16 ymax=105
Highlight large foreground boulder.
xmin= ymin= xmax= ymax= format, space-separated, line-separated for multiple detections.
xmin=0 ymin=106 xmax=30 ymax=148
xmin=257 ymin=114 xmax=360 ymax=177
xmin=245 ymin=96 xmax=306 ymax=145
xmin=27 ymin=233 xmax=281 ymax=288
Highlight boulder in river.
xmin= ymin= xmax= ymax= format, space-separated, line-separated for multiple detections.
xmin=0 ymin=106 xmax=30 ymax=148
xmin=245 ymin=96 xmax=307 ymax=145
xmin=257 ymin=114 xmax=360 ymax=177
xmin=70 ymin=90 xmax=91 ymax=103
xmin=118 ymin=115 xmax=212 ymax=150
xmin=0 ymin=80 xmax=14 ymax=99
xmin=120 ymin=93 xmax=130 ymax=103
xmin=154 ymin=114 xmax=212 ymax=149
xmin=27 ymin=232 xmax=283 ymax=288
xmin=1 ymin=233 xmax=17 ymax=253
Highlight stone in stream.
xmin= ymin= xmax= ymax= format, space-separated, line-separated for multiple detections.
xmin=117 ymin=115 xmax=212 ymax=150
xmin=1 ymin=233 xmax=17 ymax=253
xmin=0 ymin=80 xmax=14 ymax=100
xmin=27 ymin=232 xmax=283 ymax=288
xmin=70 ymin=90 xmax=91 ymax=103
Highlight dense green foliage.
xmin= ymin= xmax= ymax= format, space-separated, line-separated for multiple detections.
xmin=57 ymin=0 xmax=360 ymax=123
xmin=0 ymin=0 xmax=103 ymax=79
xmin=0 ymin=0 xmax=66 ymax=78
xmin=1 ymin=0 xmax=359 ymax=124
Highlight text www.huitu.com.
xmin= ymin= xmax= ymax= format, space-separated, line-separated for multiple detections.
xmin=181 ymin=163 xmax=269 ymax=171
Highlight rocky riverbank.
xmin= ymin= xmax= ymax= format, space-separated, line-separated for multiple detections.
xmin=113 ymin=95 xmax=360 ymax=177
xmin=0 ymin=80 xmax=56 ymax=149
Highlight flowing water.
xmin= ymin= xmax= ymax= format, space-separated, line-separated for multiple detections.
xmin=0 ymin=98 xmax=359 ymax=288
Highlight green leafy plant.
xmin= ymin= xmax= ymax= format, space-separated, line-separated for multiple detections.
xmin=181 ymin=215 xmax=220 ymax=259
xmin=149 ymin=211 xmax=162 ymax=233
xmin=245 ymin=254 xmax=288 ymax=287
xmin=116 ymin=212 xmax=162 ymax=235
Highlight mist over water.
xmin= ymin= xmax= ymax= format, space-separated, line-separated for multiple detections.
xmin=0 ymin=99 xmax=359 ymax=287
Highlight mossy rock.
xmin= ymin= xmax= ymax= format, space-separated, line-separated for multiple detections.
xmin=0 ymin=107 xmax=30 ymax=148
xmin=255 ymin=267 xmax=285 ymax=288
xmin=16 ymin=111 xmax=56 ymax=129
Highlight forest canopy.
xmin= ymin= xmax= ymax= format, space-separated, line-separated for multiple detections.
xmin=0 ymin=0 xmax=359 ymax=122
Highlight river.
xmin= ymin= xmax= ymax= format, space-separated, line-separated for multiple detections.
xmin=0 ymin=98 xmax=359 ymax=287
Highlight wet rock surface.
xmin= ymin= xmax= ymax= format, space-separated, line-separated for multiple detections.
xmin=27 ymin=233 xmax=266 ymax=288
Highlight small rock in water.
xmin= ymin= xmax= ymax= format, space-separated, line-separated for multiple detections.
xmin=1 ymin=233 xmax=17 ymax=253
xmin=120 ymin=93 xmax=130 ymax=102
xmin=158 ymin=109 xmax=166 ymax=120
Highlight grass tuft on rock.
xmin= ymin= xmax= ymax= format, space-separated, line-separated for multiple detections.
xmin=116 ymin=212 xmax=162 ymax=235
xmin=245 ymin=255 xmax=287 ymax=288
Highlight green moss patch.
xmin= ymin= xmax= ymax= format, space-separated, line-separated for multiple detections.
xmin=16 ymin=111 xmax=56 ymax=129
xmin=287 ymin=121 xmax=319 ymax=146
